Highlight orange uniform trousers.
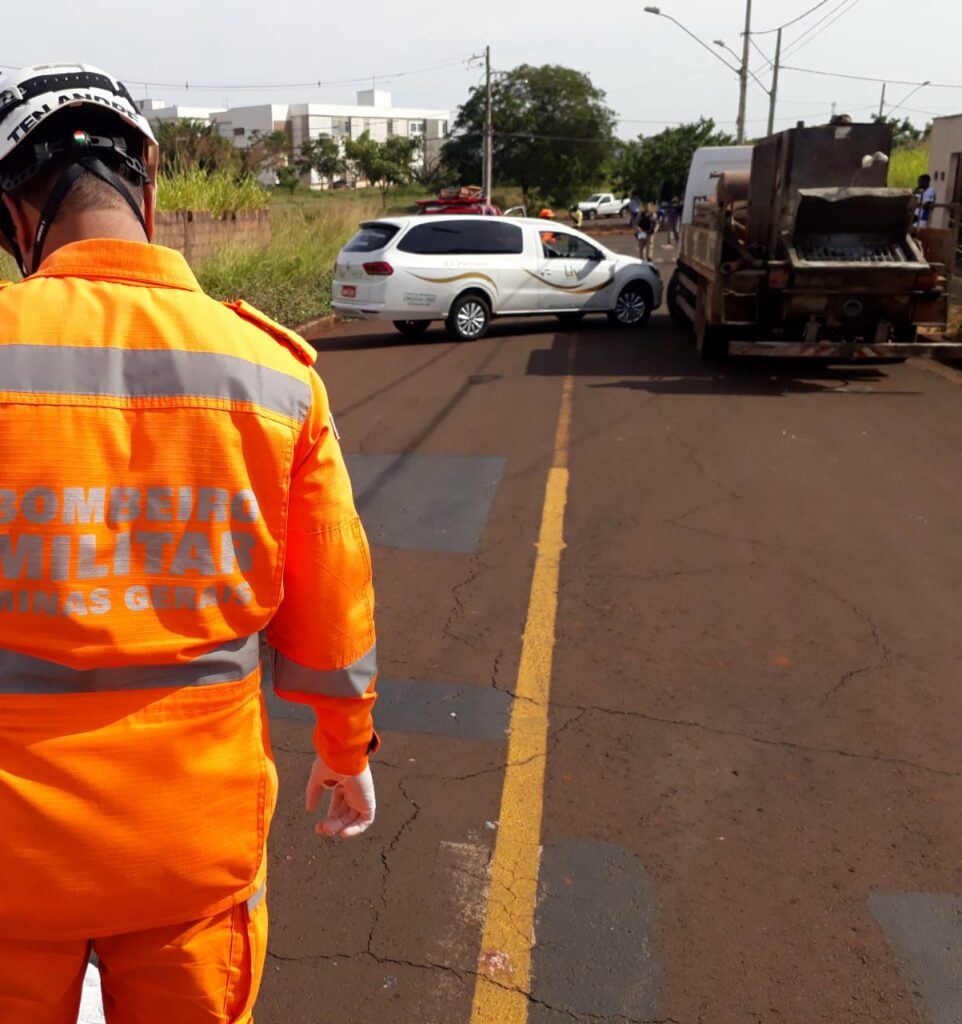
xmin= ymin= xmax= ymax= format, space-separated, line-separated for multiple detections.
xmin=0 ymin=892 xmax=266 ymax=1024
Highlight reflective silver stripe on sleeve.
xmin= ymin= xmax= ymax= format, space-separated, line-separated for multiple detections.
xmin=0 ymin=634 xmax=260 ymax=694
xmin=273 ymin=645 xmax=377 ymax=699
xmin=0 ymin=345 xmax=310 ymax=422
xmin=247 ymin=881 xmax=267 ymax=914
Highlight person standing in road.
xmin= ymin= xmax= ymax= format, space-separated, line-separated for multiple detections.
xmin=665 ymin=197 xmax=681 ymax=245
xmin=569 ymin=204 xmax=584 ymax=228
xmin=636 ymin=202 xmax=658 ymax=261
xmin=913 ymin=174 xmax=937 ymax=228
xmin=0 ymin=62 xmax=378 ymax=1023
xmin=628 ymin=192 xmax=641 ymax=228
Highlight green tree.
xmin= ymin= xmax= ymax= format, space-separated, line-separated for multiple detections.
xmin=275 ymin=166 xmax=300 ymax=195
xmin=612 ymin=118 xmax=735 ymax=202
xmin=870 ymin=113 xmax=930 ymax=149
xmin=296 ymin=134 xmax=344 ymax=187
xmin=154 ymin=119 xmax=236 ymax=175
xmin=238 ymin=129 xmax=290 ymax=177
xmin=344 ymin=131 xmax=417 ymax=206
xmin=443 ymin=64 xmax=616 ymax=207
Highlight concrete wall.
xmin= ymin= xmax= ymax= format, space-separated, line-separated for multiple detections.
xmin=154 ymin=208 xmax=271 ymax=264
xmin=928 ymin=114 xmax=962 ymax=228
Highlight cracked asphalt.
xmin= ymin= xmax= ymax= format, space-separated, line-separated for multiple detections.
xmin=255 ymin=282 xmax=962 ymax=1023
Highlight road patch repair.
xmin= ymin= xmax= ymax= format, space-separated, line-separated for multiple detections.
xmin=345 ymin=453 xmax=506 ymax=553
xmin=529 ymin=840 xmax=661 ymax=1022
xmin=868 ymin=891 xmax=962 ymax=1024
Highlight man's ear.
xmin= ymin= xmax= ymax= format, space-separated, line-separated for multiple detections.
xmin=143 ymin=181 xmax=156 ymax=243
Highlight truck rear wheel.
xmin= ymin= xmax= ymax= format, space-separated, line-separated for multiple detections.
xmin=696 ymin=322 xmax=729 ymax=360
xmin=694 ymin=283 xmax=728 ymax=360
xmin=667 ymin=272 xmax=691 ymax=327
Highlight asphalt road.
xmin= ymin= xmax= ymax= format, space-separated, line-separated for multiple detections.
xmin=257 ymin=249 xmax=962 ymax=1024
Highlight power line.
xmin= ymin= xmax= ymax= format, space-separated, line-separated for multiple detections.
xmin=0 ymin=56 xmax=476 ymax=93
xmin=749 ymin=37 xmax=775 ymax=69
xmin=782 ymin=65 xmax=962 ymax=88
xmin=753 ymin=0 xmax=833 ymax=34
xmin=782 ymin=0 xmax=865 ymax=59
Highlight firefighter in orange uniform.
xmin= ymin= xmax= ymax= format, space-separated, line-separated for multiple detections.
xmin=0 ymin=64 xmax=378 ymax=1022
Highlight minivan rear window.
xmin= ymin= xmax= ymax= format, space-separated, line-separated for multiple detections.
xmin=397 ymin=221 xmax=524 ymax=256
xmin=344 ymin=223 xmax=400 ymax=252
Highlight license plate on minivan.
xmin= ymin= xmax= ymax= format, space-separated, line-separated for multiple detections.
xmin=341 ymin=285 xmax=356 ymax=298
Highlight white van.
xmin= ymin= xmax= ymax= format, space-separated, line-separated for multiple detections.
xmin=681 ymin=145 xmax=753 ymax=225
xmin=332 ymin=215 xmax=663 ymax=341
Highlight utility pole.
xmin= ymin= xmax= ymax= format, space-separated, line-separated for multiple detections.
xmin=735 ymin=0 xmax=753 ymax=144
xmin=765 ymin=26 xmax=782 ymax=137
xmin=483 ymin=46 xmax=493 ymax=198
xmin=878 ymin=82 xmax=887 ymax=118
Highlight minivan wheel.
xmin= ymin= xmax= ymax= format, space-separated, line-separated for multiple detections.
xmin=446 ymin=294 xmax=490 ymax=342
xmin=393 ymin=319 xmax=431 ymax=338
xmin=608 ymin=282 xmax=652 ymax=328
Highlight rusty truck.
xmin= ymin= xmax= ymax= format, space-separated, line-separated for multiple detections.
xmin=666 ymin=122 xmax=962 ymax=360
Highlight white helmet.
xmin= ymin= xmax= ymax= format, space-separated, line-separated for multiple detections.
xmin=0 ymin=63 xmax=159 ymax=274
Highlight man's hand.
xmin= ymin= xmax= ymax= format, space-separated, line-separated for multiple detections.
xmin=305 ymin=756 xmax=376 ymax=838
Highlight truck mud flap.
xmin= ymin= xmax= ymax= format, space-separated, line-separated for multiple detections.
xmin=728 ymin=341 xmax=962 ymax=359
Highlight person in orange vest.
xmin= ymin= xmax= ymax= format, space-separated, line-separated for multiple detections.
xmin=0 ymin=63 xmax=378 ymax=1023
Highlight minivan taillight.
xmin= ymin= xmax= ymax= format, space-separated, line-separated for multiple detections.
xmin=363 ymin=261 xmax=394 ymax=276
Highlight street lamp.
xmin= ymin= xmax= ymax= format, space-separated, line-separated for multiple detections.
xmin=643 ymin=8 xmax=739 ymax=72
xmin=886 ymin=80 xmax=931 ymax=118
xmin=716 ymin=39 xmax=771 ymax=94
xmin=643 ymin=5 xmax=750 ymax=142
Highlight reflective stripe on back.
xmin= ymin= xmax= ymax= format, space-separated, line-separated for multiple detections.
xmin=0 ymin=345 xmax=310 ymax=422
xmin=0 ymin=633 xmax=260 ymax=693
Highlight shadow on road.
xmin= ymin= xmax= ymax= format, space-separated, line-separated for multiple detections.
xmin=314 ymin=316 xmax=600 ymax=352
xmin=526 ymin=315 xmax=924 ymax=398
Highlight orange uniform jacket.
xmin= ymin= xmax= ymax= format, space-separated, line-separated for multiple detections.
xmin=0 ymin=240 xmax=377 ymax=940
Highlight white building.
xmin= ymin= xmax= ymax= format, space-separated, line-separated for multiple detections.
xmin=927 ymin=114 xmax=962 ymax=228
xmin=212 ymin=104 xmax=290 ymax=147
xmin=137 ymin=99 xmax=225 ymax=124
xmin=288 ymin=90 xmax=449 ymax=187
xmin=138 ymin=90 xmax=449 ymax=188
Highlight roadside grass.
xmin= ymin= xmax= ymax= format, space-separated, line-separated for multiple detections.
xmin=196 ymin=196 xmax=381 ymax=326
xmin=158 ymin=170 xmax=268 ymax=217
xmin=272 ymin=183 xmax=428 ymax=217
xmin=0 ymin=250 xmax=16 ymax=281
xmin=889 ymin=145 xmax=929 ymax=189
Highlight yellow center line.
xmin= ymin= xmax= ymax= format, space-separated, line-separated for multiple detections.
xmin=469 ymin=348 xmax=575 ymax=1023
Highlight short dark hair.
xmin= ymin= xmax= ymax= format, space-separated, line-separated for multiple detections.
xmin=919 ymin=174 xmax=932 ymax=185
xmin=2 ymin=107 xmax=146 ymax=215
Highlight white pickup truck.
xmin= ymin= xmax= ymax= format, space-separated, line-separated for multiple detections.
xmin=577 ymin=192 xmax=629 ymax=219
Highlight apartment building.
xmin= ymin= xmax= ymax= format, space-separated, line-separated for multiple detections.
xmin=287 ymin=89 xmax=449 ymax=186
xmin=137 ymin=98 xmax=225 ymax=124
xmin=138 ymin=90 xmax=449 ymax=187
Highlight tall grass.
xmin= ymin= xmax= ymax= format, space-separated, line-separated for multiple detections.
xmin=888 ymin=145 xmax=929 ymax=189
xmin=195 ymin=197 xmax=382 ymax=326
xmin=0 ymin=250 xmax=16 ymax=281
xmin=157 ymin=170 xmax=268 ymax=217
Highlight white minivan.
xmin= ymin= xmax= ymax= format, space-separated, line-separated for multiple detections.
xmin=332 ymin=215 xmax=662 ymax=341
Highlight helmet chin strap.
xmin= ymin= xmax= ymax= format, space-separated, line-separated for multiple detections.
xmin=30 ymin=156 xmax=147 ymax=275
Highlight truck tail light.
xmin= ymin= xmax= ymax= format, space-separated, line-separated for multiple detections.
xmin=363 ymin=261 xmax=394 ymax=276
xmin=768 ymin=267 xmax=790 ymax=289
